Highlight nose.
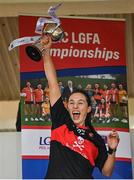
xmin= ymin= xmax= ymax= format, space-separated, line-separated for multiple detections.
xmin=73 ymin=103 xmax=78 ymax=109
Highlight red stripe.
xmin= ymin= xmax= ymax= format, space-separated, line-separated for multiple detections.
xmin=22 ymin=125 xmax=51 ymax=129
xmin=95 ymin=127 xmax=129 ymax=132
xmin=22 ymin=156 xmax=132 ymax=162
xmin=116 ymin=157 xmax=132 ymax=162
xmin=22 ymin=155 xmax=49 ymax=159
xmin=22 ymin=126 xmax=129 ymax=132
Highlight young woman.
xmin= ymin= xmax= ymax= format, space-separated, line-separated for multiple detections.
xmin=41 ymin=35 xmax=120 ymax=179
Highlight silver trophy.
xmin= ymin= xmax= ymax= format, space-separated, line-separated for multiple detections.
xmin=26 ymin=23 xmax=64 ymax=61
xmin=8 ymin=3 xmax=64 ymax=61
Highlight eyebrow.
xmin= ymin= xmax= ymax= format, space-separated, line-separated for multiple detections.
xmin=69 ymin=99 xmax=86 ymax=102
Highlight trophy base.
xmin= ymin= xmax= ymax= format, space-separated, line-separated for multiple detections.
xmin=25 ymin=45 xmax=42 ymax=61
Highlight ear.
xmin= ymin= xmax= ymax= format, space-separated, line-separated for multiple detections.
xmin=64 ymin=101 xmax=68 ymax=110
xmin=87 ymin=106 xmax=91 ymax=113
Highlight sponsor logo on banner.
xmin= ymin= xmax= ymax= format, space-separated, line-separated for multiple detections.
xmin=22 ymin=129 xmax=51 ymax=156
xmin=39 ymin=136 xmax=50 ymax=150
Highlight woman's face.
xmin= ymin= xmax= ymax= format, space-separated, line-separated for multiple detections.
xmin=86 ymin=84 xmax=92 ymax=90
xmin=119 ymin=84 xmax=123 ymax=89
xmin=67 ymin=92 xmax=91 ymax=126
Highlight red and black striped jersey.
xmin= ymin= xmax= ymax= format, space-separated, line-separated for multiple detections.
xmin=45 ymin=97 xmax=108 ymax=179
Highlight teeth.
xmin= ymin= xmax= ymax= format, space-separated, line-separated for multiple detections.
xmin=73 ymin=111 xmax=80 ymax=115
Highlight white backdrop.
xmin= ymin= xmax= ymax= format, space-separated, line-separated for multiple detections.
xmin=0 ymin=132 xmax=22 ymax=179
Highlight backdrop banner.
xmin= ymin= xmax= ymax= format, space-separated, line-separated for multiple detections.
xmin=20 ymin=15 xmax=132 ymax=179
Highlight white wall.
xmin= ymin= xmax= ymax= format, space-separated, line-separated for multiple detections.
xmin=0 ymin=100 xmax=19 ymax=130
xmin=0 ymin=132 xmax=22 ymax=179
xmin=130 ymin=129 xmax=134 ymax=177
xmin=0 ymin=101 xmax=21 ymax=178
xmin=128 ymin=98 xmax=134 ymax=129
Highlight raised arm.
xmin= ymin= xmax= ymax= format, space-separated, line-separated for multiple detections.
xmin=41 ymin=35 xmax=61 ymax=106
xmin=102 ymin=130 xmax=120 ymax=176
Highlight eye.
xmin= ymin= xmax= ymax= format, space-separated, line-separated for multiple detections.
xmin=78 ymin=102 xmax=84 ymax=105
xmin=69 ymin=101 xmax=74 ymax=105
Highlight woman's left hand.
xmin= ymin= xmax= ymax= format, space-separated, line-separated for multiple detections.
xmin=107 ymin=130 xmax=120 ymax=150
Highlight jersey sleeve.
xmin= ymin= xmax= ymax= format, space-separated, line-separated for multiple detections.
xmin=95 ymin=135 xmax=108 ymax=172
xmin=50 ymin=96 xmax=70 ymax=129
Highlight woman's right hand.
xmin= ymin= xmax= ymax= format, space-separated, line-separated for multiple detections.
xmin=41 ymin=35 xmax=52 ymax=52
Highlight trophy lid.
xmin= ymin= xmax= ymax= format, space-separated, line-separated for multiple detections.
xmin=42 ymin=23 xmax=64 ymax=42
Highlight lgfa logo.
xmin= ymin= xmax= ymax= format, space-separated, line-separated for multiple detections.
xmin=39 ymin=136 xmax=51 ymax=145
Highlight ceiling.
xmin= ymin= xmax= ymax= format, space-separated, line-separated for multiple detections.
xmin=0 ymin=0 xmax=134 ymax=17
xmin=0 ymin=0 xmax=134 ymax=100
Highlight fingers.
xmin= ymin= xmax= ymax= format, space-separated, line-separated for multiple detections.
xmin=109 ymin=130 xmax=118 ymax=136
xmin=41 ymin=35 xmax=52 ymax=49
xmin=107 ymin=130 xmax=120 ymax=150
xmin=41 ymin=34 xmax=51 ymax=42
xmin=108 ymin=129 xmax=120 ymax=141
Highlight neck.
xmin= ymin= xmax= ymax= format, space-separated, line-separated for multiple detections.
xmin=74 ymin=122 xmax=86 ymax=128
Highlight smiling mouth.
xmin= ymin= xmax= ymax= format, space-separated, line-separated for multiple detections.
xmin=72 ymin=111 xmax=80 ymax=120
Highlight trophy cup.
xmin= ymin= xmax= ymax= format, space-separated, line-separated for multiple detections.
xmin=8 ymin=3 xmax=64 ymax=62
xmin=25 ymin=23 xmax=64 ymax=61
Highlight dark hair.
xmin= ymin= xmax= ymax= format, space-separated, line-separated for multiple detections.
xmin=67 ymin=89 xmax=92 ymax=127
xmin=67 ymin=89 xmax=91 ymax=106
